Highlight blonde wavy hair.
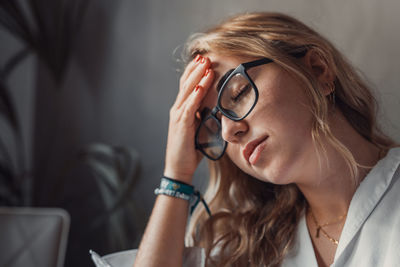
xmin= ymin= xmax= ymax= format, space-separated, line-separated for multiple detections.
xmin=183 ymin=12 xmax=395 ymax=266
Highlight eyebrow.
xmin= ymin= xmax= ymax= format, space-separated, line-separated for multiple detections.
xmin=216 ymin=69 xmax=234 ymax=92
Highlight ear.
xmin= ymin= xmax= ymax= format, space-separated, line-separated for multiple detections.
xmin=303 ymin=49 xmax=335 ymax=96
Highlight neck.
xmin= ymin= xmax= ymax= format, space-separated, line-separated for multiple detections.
xmin=296 ymin=111 xmax=382 ymax=222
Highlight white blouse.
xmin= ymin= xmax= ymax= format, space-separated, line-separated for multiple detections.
xmin=283 ymin=147 xmax=400 ymax=266
xmin=92 ymin=148 xmax=400 ymax=267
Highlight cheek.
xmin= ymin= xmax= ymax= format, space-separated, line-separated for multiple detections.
xmin=225 ymin=144 xmax=241 ymax=163
xmin=225 ymin=145 xmax=260 ymax=177
xmin=275 ymin=105 xmax=313 ymax=135
xmin=265 ymin=100 xmax=314 ymax=162
xmin=258 ymin=79 xmax=313 ymax=138
xmin=225 ymin=146 xmax=244 ymax=169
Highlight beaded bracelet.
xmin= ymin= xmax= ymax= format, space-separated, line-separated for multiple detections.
xmin=154 ymin=176 xmax=212 ymax=217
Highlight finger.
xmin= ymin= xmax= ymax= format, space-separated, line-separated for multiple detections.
xmin=181 ymin=69 xmax=215 ymax=126
xmin=197 ymin=68 xmax=215 ymax=94
xmin=176 ymin=56 xmax=210 ymax=105
xmin=192 ymin=68 xmax=215 ymax=119
xmin=175 ymin=57 xmax=211 ymax=108
xmin=188 ymin=68 xmax=215 ymax=112
xmin=180 ymin=54 xmax=202 ymax=82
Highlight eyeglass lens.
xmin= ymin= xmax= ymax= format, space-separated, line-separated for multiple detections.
xmin=196 ymin=115 xmax=225 ymax=159
xmin=219 ymin=73 xmax=256 ymax=119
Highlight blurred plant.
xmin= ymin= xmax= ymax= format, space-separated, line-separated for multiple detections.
xmin=55 ymin=143 xmax=144 ymax=256
xmin=0 ymin=0 xmax=90 ymax=205
xmin=81 ymin=143 xmax=143 ymax=250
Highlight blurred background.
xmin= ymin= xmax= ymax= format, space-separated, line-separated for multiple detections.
xmin=1 ymin=0 xmax=399 ymax=266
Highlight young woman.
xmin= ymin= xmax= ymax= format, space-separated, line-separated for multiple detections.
xmin=134 ymin=12 xmax=400 ymax=267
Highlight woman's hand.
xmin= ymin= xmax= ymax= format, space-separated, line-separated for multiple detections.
xmin=164 ymin=55 xmax=214 ymax=184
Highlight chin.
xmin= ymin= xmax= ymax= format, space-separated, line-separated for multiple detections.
xmin=253 ymin=172 xmax=291 ymax=185
xmin=253 ymin=159 xmax=297 ymax=185
xmin=230 ymin=152 xmax=297 ymax=185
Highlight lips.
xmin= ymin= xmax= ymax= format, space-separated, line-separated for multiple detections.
xmin=243 ymin=136 xmax=268 ymax=165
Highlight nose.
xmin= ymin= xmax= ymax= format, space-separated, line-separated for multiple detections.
xmin=220 ymin=116 xmax=248 ymax=143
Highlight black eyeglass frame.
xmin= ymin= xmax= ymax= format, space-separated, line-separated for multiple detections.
xmin=195 ymin=57 xmax=274 ymax=160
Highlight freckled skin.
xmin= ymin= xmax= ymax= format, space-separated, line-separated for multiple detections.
xmin=201 ymin=53 xmax=317 ymax=185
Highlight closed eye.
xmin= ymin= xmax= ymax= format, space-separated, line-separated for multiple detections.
xmin=231 ymin=84 xmax=252 ymax=102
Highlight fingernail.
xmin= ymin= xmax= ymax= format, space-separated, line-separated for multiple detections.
xmin=204 ymin=69 xmax=211 ymax=77
xmin=194 ymin=85 xmax=203 ymax=92
xmin=200 ymin=57 xmax=206 ymax=64
xmin=195 ymin=55 xmax=201 ymax=62
xmin=195 ymin=111 xmax=201 ymax=120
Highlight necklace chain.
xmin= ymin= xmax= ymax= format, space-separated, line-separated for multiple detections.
xmin=307 ymin=148 xmax=383 ymax=246
xmin=309 ymin=209 xmax=347 ymax=246
xmin=309 ymin=148 xmax=386 ymax=246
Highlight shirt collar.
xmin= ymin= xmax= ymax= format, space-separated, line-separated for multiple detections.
xmin=335 ymin=147 xmax=400 ymax=259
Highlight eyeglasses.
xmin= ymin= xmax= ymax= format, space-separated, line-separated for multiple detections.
xmin=195 ymin=58 xmax=273 ymax=160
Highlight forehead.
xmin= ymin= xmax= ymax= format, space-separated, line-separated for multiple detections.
xmin=200 ymin=53 xmax=250 ymax=109
xmin=207 ymin=53 xmax=248 ymax=81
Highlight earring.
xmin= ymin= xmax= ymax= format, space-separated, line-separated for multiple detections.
xmin=326 ymin=82 xmax=335 ymax=104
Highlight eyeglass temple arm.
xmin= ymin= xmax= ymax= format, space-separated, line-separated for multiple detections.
xmin=242 ymin=58 xmax=273 ymax=69
xmin=242 ymin=50 xmax=307 ymax=69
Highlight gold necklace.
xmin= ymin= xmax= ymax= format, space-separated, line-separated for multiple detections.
xmin=309 ymin=209 xmax=347 ymax=246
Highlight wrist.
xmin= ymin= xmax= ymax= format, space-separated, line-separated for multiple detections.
xmin=163 ymin=169 xmax=193 ymax=184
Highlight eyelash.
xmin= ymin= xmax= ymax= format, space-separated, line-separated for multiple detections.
xmin=231 ymin=84 xmax=251 ymax=102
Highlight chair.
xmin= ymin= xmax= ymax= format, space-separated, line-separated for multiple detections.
xmin=0 ymin=207 xmax=70 ymax=267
